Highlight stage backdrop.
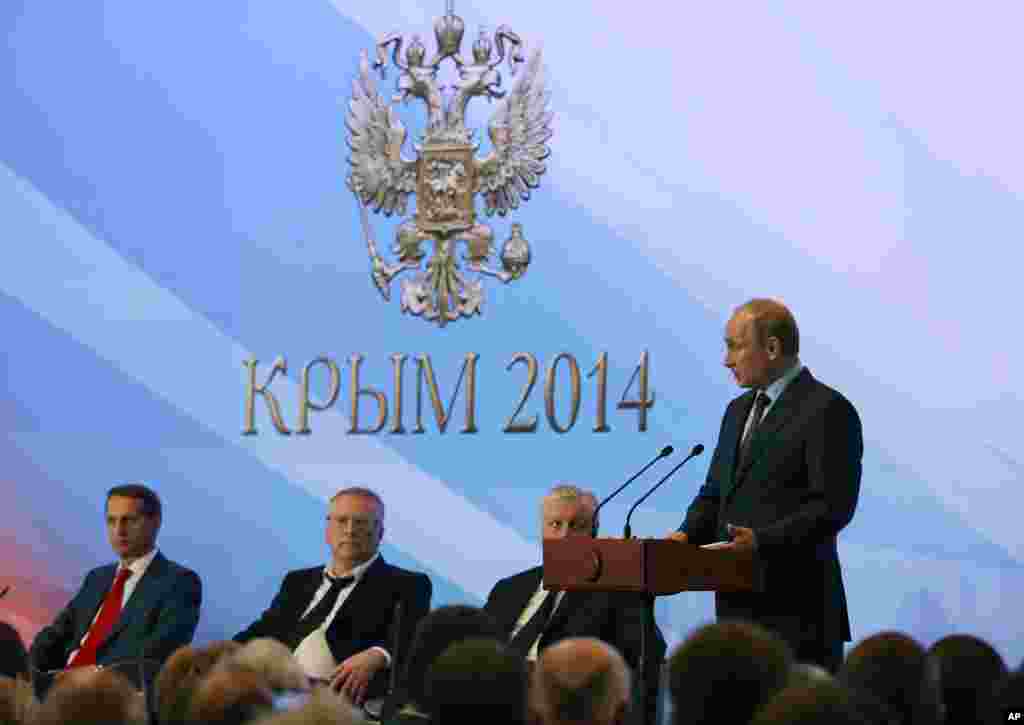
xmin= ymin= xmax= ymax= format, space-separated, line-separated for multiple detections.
xmin=2 ymin=1 xmax=1022 ymax=664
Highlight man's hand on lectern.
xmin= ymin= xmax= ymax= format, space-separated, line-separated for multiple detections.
xmin=666 ymin=531 xmax=688 ymax=543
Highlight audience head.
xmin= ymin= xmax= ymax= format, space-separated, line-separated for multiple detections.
xmin=927 ymin=633 xmax=1006 ymax=725
xmin=425 ymin=638 xmax=528 ymax=725
xmin=531 ymin=637 xmax=632 ymax=725
xmin=187 ymin=666 xmax=274 ymax=725
xmin=35 ymin=667 xmax=144 ymax=725
xmin=750 ymin=682 xmax=868 ymax=725
xmin=541 ymin=484 xmax=597 ymax=540
xmin=158 ymin=641 xmax=244 ymax=725
xmin=228 ymin=638 xmax=309 ymax=693
xmin=400 ymin=605 xmax=505 ymax=710
xmin=788 ymin=663 xmax=835 ymax=689
xmin=0 ymin=676 xmax=34 ymax=725
xmin=839 ymin=631 xmax=942 ymax=725
xmin=668 ymin=620 xmax=793 ymax=725
xmin=252 ymin=690 xmax=360 ymax=725
xmin=0 ymin=623 xmax=28 ymax=682
xmin=106 ymin=483 xmax=162 ymax=563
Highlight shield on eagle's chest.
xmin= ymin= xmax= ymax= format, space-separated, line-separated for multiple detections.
xmin=415 ymin=142 xmax=477 ymax=234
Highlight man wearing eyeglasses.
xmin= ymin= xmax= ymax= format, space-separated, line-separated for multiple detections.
xmin=234 ymin=487 xmax=431 ymax=705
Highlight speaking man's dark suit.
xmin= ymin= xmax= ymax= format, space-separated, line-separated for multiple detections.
xmin=29 ymin=552 xmax=202 ymax=672
xmin=235 ymin=556 xmax=431 ymax=698
xmin=681 ymin=367 xmax=862 ymax=671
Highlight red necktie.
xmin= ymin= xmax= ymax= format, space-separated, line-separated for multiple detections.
xmin=68 ymin=567 xmax=133 ymax=668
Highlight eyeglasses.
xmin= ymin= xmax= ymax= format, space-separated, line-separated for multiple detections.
xmin=327 ymin=515 xmax=377 ymax=533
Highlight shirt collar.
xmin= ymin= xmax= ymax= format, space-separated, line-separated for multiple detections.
xmin=327 ymin=552 xmax=379 ymax=581
xmin=763 ymin=358 xmax=803 ymax=403
xmin=121 ymin=548 xmax=158 ymax=577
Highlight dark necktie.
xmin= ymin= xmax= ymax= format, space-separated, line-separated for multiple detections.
xmin=283 ymin=574 xmax=354 ymax=650
xmin=736 ymin=391 xmax=771 ymax=472
xmin=509 ymin=590 xmax=557 ymax=658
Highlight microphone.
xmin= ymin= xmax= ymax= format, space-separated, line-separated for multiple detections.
xmin=623 ymin=444 xmax=704 ymax=539
xmin=388 ymin=600 xmax=403 ymax=696
xmin=592 ymin=446 xmax=674 ymax=536
xmin=0 ymin=585 xmax=9 ymax=600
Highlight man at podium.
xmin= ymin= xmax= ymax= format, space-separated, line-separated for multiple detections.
xmin=485 ymin=484 xmax=664 ymax=673
xmin=670 ymin=298 xmax=863 ymax=673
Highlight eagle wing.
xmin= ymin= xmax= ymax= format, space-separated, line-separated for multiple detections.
xmin=346 ymin=50 xmax=417 ymax=216
xmin=476 ymin=48 xmax=553 ymax=217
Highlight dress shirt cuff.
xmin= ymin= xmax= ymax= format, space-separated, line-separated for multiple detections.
xmin=370 ymin=646 xmax=391 ymax=667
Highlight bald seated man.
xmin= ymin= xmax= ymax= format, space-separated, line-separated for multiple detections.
xmin=530 ymin=637 xmax=632 ymax=725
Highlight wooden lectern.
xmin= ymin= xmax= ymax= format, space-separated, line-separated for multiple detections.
xmin=542 ymin=537 xmax=760 ymax=595
xmin=542 ymin=537 xmax=759 ymax=725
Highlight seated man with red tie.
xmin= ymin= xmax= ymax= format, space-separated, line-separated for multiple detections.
xmin=29 ymin=484 xmax=203 ymax=676
xmin=233 ymin=487 xmax=432 ymax=706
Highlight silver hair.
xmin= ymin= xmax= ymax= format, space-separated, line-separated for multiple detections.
xmin=330 ymin=486 xmax=386 ymax=523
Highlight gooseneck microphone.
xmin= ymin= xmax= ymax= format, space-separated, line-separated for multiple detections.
xmin=591 ymin=446 xmax=674 ymax=536
xmin=623 ymin=444 xmax=704 ymax=538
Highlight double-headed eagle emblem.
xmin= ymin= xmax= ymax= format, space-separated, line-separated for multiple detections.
xmin=346 ymin=2 xmax=553 ymax=326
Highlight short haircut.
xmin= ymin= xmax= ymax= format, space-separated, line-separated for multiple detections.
xmin=227 ymin=638 xmax=309 ymax=693
xmin=330 ymin=486 xmax=386 ymax=523
xmin=542 ymin=484 xmax=598 ymax=527
xmin=928 ymin=634 xmax=1006 ymax=725
xmin=36 ymin=667 xmax=144 ymax=725
xmin=0 ymin=676 xmax=34 ymax=725
xmin=668 ymin=620 xmax=793 ymax=725
xmin=425 ymin=639 xmax=528 ymax=725
xmin=107 ymin=483 xmax=162 ymax=519
xmin=840 ymin=631 xmax=942 ymax=725
xmin=750 ymin=682 xmax=868 ymax=725
xmin=399 ymin=606 xmax=505 ymax=709
xmin=533 ymin=639 xmax=632 ymax=725
xmin=735 ymin=298 xmax=800 ymax=356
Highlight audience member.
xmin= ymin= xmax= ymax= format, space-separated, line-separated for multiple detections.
xmin=187 ymin=666 xmax=274 ymax=725
xmin=424 ymin=639 xmax=527 ymax=725
xmin=157 ymin=640 xmax=243 ymax=725
xmin=0 ymin=676 xmax=34 ymax=725
xmin=34 ymin=666 xmax=145 ymax=725
xmin=927 ymin=634 xmax=1006 ymax=725
xmin=839 ymin=632 xmax=942 ymax=725
xmin=385 ymin=605 xmax=504 ymax=724
xmin=667 ymin=620 xmax=793 ymax=725
xmin=530 ymin=637 xmax=632 ymax=725
xmin=750 ymin=682 xmax=869 ymax=725
xmin=228 ymin=638 xmax=310 ymax=693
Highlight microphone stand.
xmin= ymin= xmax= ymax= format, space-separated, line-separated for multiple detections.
xmin=622 ymin=443 xmax=703 ymax=725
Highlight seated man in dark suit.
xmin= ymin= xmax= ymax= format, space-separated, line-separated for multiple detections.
xmin=235 ymin=487 xmax=432 ymax=706
xmin=29 ymin=484 xmax=202 ymax=676
xmin=485 ymin=485 xmax=665 ymax=723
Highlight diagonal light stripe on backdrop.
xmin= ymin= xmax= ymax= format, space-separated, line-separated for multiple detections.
xmin=0 ymin=161 xmax=536 ymax=599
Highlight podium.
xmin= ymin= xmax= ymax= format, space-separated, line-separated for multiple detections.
xmin=542 ymin=537 xmax=760 ymax=595
xmin=542 ymin=537 xmax=759 ymax=725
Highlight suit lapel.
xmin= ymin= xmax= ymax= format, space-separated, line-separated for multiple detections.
xmin=718 ymin=392 xmax=757 ymax=501
xmin=729 ymin=368 xmax=815 ymax=496
xmin=76 ymin=565 xmax=117 ymax=644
